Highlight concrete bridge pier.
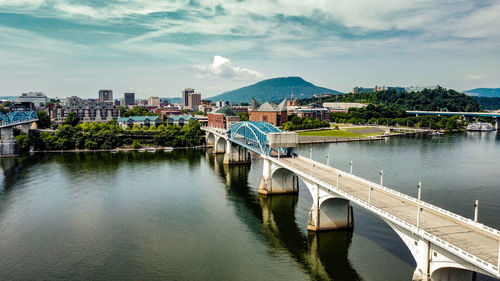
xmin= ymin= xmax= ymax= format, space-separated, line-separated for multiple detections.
xmin=258 ymin=158 xmax=298 ymax=195
xmin=223 ymin=140 xmax=250 ymax=164
xmin=304 ymin=180 xmax=354 ymax=231
xmin=0 ymin=127 xmax=18 ymax=156
xmin=496 ymin=117 xmax=500 ymax=130
xmin=19 ymin=123 xmax=34 ymax=134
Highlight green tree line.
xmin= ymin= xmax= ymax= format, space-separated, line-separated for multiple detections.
xmin=282 ymin=114 xmax=330 ymax=131
xmin=300 ymin=88 xmax=481 ymax=112
xmin=15 ymin=119 xmax=205 ymax=153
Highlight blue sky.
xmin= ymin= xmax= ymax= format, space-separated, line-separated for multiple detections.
xmin=0 ymin=0 xmax=499 ymax=99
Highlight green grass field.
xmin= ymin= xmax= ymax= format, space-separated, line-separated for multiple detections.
xmin=297 ymin=130 xmax=361 ymax=137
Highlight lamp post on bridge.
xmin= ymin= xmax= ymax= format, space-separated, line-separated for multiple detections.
xmin=349 ymin=160 xmax=353 ymax=174
xmin=380 ymin=170 xmax=384 ymax=186
xmin=368 ymin=186 xmax=373 ymax=204
xmin=417 ymin=181 xmax=422 ymax=201
xmin=326 ymin=153 xmax=330 ymax=166
xmin=474 ymin=200 xmax=479 ymax=223
xmin=310 ymin=144 xmax=312 ymax=159
xmin=336 ymin=174 xmax=341 ymax=188
xmin=417 ymin=181 xmax=422 ymax=229
xmin=417 ymin=207 xmax=423 ymax=229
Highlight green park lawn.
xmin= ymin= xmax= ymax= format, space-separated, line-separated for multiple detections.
xmin=297 ymin=130 xmax=361 ymax=138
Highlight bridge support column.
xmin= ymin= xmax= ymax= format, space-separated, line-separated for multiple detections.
xmin=0 ymin=127 xmax=18 ymax=157
xmin=304 ymin=180 xmax=353 ymax=231
xmin=258 ymin=158 xmax=298 ymax=195
xmin=496 ymin=117 xmax=500 ymax=130
xmin=223 ymin=141 xmax=251 ymax=164
xmin=19 ymin=123 xmax=31 ymax=134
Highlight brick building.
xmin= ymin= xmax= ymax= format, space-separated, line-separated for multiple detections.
xmin=208 ymin=106 xmax=240 ymax=129
xmin=249 ymin=98 xmax=288 ymax=126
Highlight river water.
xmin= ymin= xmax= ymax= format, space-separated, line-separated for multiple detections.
xmin=0 ymin=132 xmax=499 ymax=280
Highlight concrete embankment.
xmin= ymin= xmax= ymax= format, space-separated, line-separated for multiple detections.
xmin=297 ymin=135 xmax=389 ymax=144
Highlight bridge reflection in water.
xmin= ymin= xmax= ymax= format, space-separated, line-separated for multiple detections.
xmin=206 ymin=149 xmax=363 ymax=281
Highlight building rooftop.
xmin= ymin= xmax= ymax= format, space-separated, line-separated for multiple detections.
xmin=213 ymin=105 xmax=237 ymax=116
xmin=167 ymin=115 xmax=196 ymax=121
xmin=251 ymin=98 xmax=288 ymax=112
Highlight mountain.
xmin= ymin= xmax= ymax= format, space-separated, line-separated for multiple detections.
xmin=463 ymin=88 xmax=500 ymax=98
xmin=208 ymin=77 xmax=342 ymax=104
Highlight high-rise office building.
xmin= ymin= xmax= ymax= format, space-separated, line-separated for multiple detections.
xmin=182 ymin=88 xmax=194 ymax=107
xmin=99 ymin=90 xmax=113 ymax=102
xmin=188 ymin=93 xmax=201 ymax=109
xmin=148 ymin=96 xmax=160 ymax=107
xmin=124 ymin=92 xmax=135 ymax=106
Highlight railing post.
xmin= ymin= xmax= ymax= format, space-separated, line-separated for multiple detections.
xmin=349 ymin=160 xmax=353 ymax=174
xmin=380 ymin=170 xmax=384 ymax=186
xmin=474 ymin=200 xmax=479 ymax=223
xmin=326 ymin=153 xmax=330 ymax=166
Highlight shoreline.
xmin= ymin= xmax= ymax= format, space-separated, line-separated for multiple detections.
xmin=28 ymin=144 xmax=212 ymax=154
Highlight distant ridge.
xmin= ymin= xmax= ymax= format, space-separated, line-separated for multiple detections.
xmin=208 ymin=77 xmax=342 ymax=104
xmin=463 ymin=88 xmax=500 ymax=98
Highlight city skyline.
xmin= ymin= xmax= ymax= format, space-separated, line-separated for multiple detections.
xmin=1 ymin=0 xmax=499 ymax=98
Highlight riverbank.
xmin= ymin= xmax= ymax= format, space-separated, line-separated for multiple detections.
xmin=28 ymin=144 xmax=211 ymax=153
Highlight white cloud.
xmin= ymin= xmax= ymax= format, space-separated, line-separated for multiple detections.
xmin=468 ymin=74 xmax=485 ymax=80
xmin=193 ymin=55 xmax=264 ymax=80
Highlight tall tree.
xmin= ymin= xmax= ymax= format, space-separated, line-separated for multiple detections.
xmin=64 ymin=112 xmax=80 ymax=127
xmin=36 ymin=110 xmax=51 ymax=129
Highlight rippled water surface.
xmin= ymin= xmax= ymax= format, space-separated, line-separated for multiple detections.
xmin=0 ymin=132 xmax=499 ymax=280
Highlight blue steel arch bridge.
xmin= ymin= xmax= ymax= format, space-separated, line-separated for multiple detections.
xmin=0 ymin=111 xmax=38 ymax=126
xmin=228 ymin=121 xmax=296 ymax=156
xmin=0 ymin=111 xmax=39 ymax=156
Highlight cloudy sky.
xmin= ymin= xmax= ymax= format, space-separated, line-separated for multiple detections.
xmin=0 ymin=0 xmax=499 ymax=99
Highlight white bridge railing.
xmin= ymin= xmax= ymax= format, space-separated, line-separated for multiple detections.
xmin=268 ymin=155 xmax=500 ymax=278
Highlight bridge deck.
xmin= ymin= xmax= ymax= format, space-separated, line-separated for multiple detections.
xmin=277 ymin=156 xmax=500 ymax=266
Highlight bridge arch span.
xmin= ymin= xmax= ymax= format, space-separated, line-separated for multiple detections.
xmin=269 ymin=167 xmax=299 ymax=194
xmin=206 ymin=132 xmax=215 ymax=146
xmin=258 ymin=159 xmax=299 ymax=195
xmin=214 ymin=137 xmax=227 ymax=154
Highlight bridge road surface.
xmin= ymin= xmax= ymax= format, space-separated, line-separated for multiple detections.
xmin=276 ymin=156 xmax=500 ymax=266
